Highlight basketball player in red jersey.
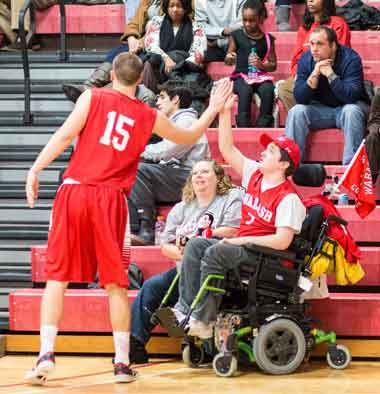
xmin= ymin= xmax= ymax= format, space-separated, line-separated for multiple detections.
xmin=172 ymin=93 xmax=307 ymax=339
xmin=24 ymin=53 xmax=232 ymax=385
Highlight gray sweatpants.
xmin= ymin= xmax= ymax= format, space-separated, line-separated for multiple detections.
xmin=174 ymin=237 xmax=257 ymax=324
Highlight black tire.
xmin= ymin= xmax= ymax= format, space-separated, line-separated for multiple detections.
xmin=327 ymin=344 xmax=351 ymax=370
xmin=182 ymin=344 xmax=205 ymax=368
xmin=253 ymin=318 xmax=306 ymax=375
xmin=212 ymin=353 xmax=238 ymax=377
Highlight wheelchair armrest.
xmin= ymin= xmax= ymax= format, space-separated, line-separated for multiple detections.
xmin=243 ymin=243 xmax=296 ymax=261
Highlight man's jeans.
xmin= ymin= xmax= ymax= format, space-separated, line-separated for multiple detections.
xmin=131 ymin=268 xmax=178 ymax=345
xmin=285 ymin=102 xmax=369 ymax=165
xmin=174 ymin=238 xmax=256 ymax=324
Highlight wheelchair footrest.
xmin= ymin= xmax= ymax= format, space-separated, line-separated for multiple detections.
xmin=154 ymin=307 xmax=187 ymax=338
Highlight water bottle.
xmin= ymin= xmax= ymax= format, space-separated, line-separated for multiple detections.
xmin=248 ymin=47 xmax=257 ymax=79
xmin=338 ymin=193 xmax=349 ymax=205
xmin=154 ymin=216 xmax=166 ymax=245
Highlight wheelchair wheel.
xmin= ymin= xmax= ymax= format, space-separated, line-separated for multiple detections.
xmin=182 ymin=344 xmax=205 ymax=368
xmin=253 ymin=318 xmax=306 ymax=375
xmin=212 ymin=353 xmax=238 ymax=377
xmin=327 ymin=344 xmax=351 ymax=370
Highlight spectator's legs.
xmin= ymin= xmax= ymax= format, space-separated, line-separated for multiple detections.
xmin=254 ymin=81 xmax=275 ymax=127
xmin=131 ymin=267 xmax=178 ymax=362
xmin=366 ymin=93 xmax=380 ymax=183
xmin=336 ymin=102 xmax=369 ymax=165
xmin=142 ymin=53 xmax=164 ymax=94
xmin=233 ymin=77 xmax=254 ymax=127
xmin=277 ymin=77 xmax=296 ymax=112
xmin=62 ymin=43 xmax=131 ymax=103
xmin=174 ymin=238 xmax=219 ymax=316
xmin=192 ymin=242 xmax=253 ymax=324
xmin=285 ymin=104 xmax=337 ymax=162
xmin=0 ymin=2 xmax=17 ymax=45
xmin=275 ymin=0 xmax=291 ymax=32
xmin=203 ymin=44 xmax=227 ymax=63
xmin=365 ymin=132 xmax=380 ymax=184
xmin=128 ymin=163 xmax=190 ymax=245
xmin=11 ymin=0 xmax=29 ymax=32
xmin=105 ymin=43 xmax=131 ymax=63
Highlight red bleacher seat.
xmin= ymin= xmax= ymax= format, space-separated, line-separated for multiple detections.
xmin=30 ymin=244 xmax=380 ymax=287
xmin=35 ymin=4 xmax=125 ymax=34
xmin=9 ymin=288 xmax=380 ymax=336
xmin=308 ymin=293 xmax=380 ymax=336
xmin=273 ymin=31 xmax=380 ymax=61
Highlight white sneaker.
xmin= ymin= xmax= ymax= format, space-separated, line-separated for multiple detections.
xmin=24 ymin=352 xmax=55 ymax=386
xmin=187 ymin=320 xmax=214 ymax=339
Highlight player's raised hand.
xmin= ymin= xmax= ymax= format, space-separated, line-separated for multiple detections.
xmin=221 ymin=93 xmax=236 ymax=113
xmin=26 ymin=169 xmax=39 ymax=208
xmin=209 ymin=78 xmax=233 ymax=113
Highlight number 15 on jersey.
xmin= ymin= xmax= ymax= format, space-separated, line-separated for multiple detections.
xmin=99 ymin=111 xmax=134 ymax=152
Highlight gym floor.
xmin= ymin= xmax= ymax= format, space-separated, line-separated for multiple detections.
xmin=0 ymin=356 xmax=379 ymax=394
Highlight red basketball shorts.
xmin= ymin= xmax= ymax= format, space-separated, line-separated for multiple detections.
xmin=45 ymin=183 xmax=130 ymax=287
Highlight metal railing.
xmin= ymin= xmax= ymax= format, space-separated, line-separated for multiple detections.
xmin=19 ymin=0 xmax=67 ymax=125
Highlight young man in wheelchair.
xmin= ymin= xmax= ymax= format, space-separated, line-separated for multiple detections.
xmin=171 ymin=93 xmax=307 ymax=339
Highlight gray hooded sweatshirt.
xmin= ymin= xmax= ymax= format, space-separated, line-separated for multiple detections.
xmin=141 ymin=108 xmax=210 ymax=169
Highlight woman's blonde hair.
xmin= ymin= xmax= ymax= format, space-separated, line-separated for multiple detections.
xmin=182 ymin=160 xmax=234 ymax=204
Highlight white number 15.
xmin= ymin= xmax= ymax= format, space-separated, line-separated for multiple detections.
xmin=99 ymin=111 xmax=133 ymax=152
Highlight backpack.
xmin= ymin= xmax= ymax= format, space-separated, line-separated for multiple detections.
xmin=128 ymin=262 xmax=144 ymax=290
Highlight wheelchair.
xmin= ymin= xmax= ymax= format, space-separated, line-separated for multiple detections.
xmin=153 ymin=164 xmax=352 ymax=377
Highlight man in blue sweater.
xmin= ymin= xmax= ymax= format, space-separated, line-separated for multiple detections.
xmin=285 ymin=26 xmax=370 ymax=165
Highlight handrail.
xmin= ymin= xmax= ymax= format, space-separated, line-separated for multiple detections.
xmin=58 ymin=0 xmax=67 ymax=61
xmin=19 ymin=0 xmax=34 ymax=125
xmin=19 ymin=0 xmax=67 ymax=125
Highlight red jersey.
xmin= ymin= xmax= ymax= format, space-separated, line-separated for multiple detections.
xmin=63 ymin=88 xmax=157 ymax=194
xmin=290 ymin=16 xmax=351 ymax=76
xmin=238 ymin=170 xmax=297 ymax=237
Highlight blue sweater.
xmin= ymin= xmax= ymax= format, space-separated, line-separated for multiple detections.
xmin=294 ymin=45 xmax=370 ymax=107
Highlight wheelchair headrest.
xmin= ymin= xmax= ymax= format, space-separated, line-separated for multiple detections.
xmin=292 ymin=164 xmax=326 ymax=187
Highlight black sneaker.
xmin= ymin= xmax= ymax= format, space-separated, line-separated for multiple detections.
xmin=113 ymin=363 xmax=138 ymax=383
xmin=129 ymin=337 xmax=149 ymax=364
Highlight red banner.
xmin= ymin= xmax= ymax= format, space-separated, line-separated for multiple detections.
xmin=340 ymin=141 xmax=376 ymax=219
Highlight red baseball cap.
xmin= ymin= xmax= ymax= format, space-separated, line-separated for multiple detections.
xmin=260 ymin=133 xmax=301 ymax=169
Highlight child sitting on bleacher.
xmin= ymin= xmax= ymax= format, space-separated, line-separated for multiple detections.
xmin=225 ymin=0 xmax=277 ymax=128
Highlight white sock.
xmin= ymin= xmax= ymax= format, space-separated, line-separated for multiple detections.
xmin=113 ymin=331 xmax=130 ymax=365
xmin=39 ymin=325 xmax=58 ymax=357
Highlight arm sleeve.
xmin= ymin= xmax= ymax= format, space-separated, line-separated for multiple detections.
xmin=219 ymin=189 xmax=243 ymax=228
xmin=329 ymin=56 xmax=366 ymax=104
xmin=161 ymin=203 xmax=184 ymax=244
xmin=194 ymin=2 xmax=224 ymax=37
xmin=294 ymin=54 xmax=316 ymax=104
xmin=229 ymin=0 xmax=244 ymax=31
xmin=120 ymin=0 xmax=150 ymax=41
xmin=142 ymin=113 xmax=196 ymax=161
xmin=186 ymin=22 xmax=207 ymax=63
xmin=144 ymin=17 xmax=167 ymax=58
xmin=275 ymin=194 xmax=306 ymax=234
xmin=334 ymin=19 xmax=351 ymax=48
xmin=290 ymin=27 xmax=308 ymax=76
xmin=242 ymin=158 xmax=259 ymax=189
